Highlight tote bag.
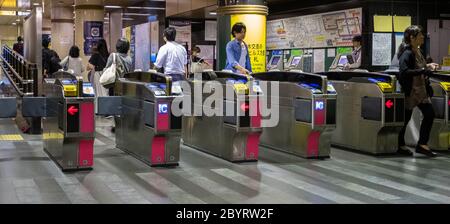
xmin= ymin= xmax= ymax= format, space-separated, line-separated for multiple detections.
xmin=99 ymin=53 xmax=117 ymax=86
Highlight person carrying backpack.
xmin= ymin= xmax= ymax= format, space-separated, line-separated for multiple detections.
xmin=42 ymin=38 xmax=61 ymax=77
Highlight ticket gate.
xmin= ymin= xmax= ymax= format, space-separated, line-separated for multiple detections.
xmin=318 ymin=71 xmax=405 ymax=155
xmin=252 ymin=71 xmax=336 ymax=158
xmin=41 ymin=72 xmax=95 ymax=170
xmin=181 ymin=71 xmax=263 ymax=162
xmin=402 ymin=72 xmax=450 ymax=151
xmin=98 ymin=71 xmax=182 ymax=166
xmin=0 ymin=71 xmax=96 ymax=171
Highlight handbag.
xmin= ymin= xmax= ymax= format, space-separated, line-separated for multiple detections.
xmin=100 ymin=53 xmax=117 ymax=87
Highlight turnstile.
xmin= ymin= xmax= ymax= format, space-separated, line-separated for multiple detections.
xmin=98 ymin=71 xmax=182 ymax=166
xmin=252 ymin=71 xmax=336 ymax=158
xmin=0 ymin=71 xmax=96 ymax=171
xmin=181 ymin=71 xmax=263 ymax=162
xmin=41 ymin=72 xmax=95 ymax=170
xmin=404 ymin=72 xmax=450 ymax=151
xmin=318 ymin=71 xmax=405 ymax=155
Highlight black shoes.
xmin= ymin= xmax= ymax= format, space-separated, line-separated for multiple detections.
xmin=397 ymin=146 xmax=413 ymax=156
xmin=415 ymin=145 xmax=437 ymax=157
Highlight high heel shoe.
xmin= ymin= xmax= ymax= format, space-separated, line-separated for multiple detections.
xmin=415 ymin=145 xmax=437 ymax=157
xmin=397 ymin=146 xmax=413 ymax=156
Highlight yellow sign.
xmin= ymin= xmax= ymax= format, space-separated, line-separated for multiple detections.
xmin=374 ymin=15 xmax=393 ymax=32
xmin=377 ymin=82 xmax=393 ymax=92
xmin=63 ymin=85 xmax=77 ymax=97
xmin=230 ymin=14 xmax=266 ymax=73
xmin=233 ymin=83 xmax=249 ymax=95
xmin=393 ymin=16 xmax=411 ymax=32
xmin=440 ymin=82 xmax=450 ymax=91
xmin=444 ymin=57 xmax=450 ymax=67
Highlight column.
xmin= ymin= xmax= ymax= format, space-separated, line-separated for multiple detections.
xmin=216 ymin=0 xmax=268 ymax=72
xmin=74 ymin=0 xmax=105 ymax=81
xmin=51 ymin=5 xmax=74 ymax=58
xmin=108 ymin=10 xmax=123 ymax=53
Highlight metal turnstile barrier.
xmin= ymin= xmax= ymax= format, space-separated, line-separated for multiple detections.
xmin=318 ymin=71 xmax=405 ymax=155
xmin=252 ymin=71 xmax=337 ymax=158
xmin=181 ymin=71 xmax=263 ymax=162
xmin=41 ymin=72 xmax=95 ymax=170
xmin=98 ymin=71 xmax=182 ymax=166
xmin=0 ymin=71 xmax=96 ymax=171
xmin=403 ymin=72 xmax=450 ymax=151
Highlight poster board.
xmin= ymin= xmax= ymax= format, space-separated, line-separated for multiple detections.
xmin=374 ymin=15 xmax=393 ymax=32
xmin=267 ymin=8 xmax=362 ymax=50
xmin=135 ymin=23 xmax=151 ymax=71
xmin=372 ymin=33 xmax=392 ymax=66
xmin=83 ymin=21 xmax=103 ymax=55
xmin=205 ymin=20 xmax=217 ymax=41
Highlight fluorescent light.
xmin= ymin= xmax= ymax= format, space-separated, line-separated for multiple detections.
xmin=126 ymin=6 xmax=165 ymax=10
xmin=33 ymin=3 xmax=40 ymax=6
xmin=105 ymin=5 xmax=122 ymax=9
xmin=122 ymin=13 xmax=151 ymax=16
xmin=209 ymin=12 xmax=217 ymax=15
xmin=12 ymin=23 xmax=17 ymax=25
xmin=18 ymin=11 xmax=31 ymax=16
xmin=16 ymin=19 xmax=20 ymax=21
xmin=0 ymin=10 xmax=16 ymax=16
xmin=122 ymin=18 xmax=134 ymax=21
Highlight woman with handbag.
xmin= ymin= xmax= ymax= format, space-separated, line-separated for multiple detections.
xmin=100 ymin=38 xmax=132 ymax=133
xmin=87 ymin=39 xmax=109 ymax=98
xmin=397 ymin=25 xmax=440 ymax=157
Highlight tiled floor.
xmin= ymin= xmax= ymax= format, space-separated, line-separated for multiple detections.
xmin=1 ymin=117 xmax=450 ymax=204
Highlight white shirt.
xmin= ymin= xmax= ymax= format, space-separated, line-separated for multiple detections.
xmin=238 ymin=42 xmax=247 ymax=70
xmin=154 ymin=41 xmax=187 ymax=74
xmin=60 ymin=56 xmax=85 ymax=77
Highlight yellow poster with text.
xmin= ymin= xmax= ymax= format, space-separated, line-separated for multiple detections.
xmin=231 ymin=14 xmax=266 ymax=73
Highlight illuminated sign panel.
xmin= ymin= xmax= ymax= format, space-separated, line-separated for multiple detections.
xmin=66 ymin=104 xmax=79 ymax=133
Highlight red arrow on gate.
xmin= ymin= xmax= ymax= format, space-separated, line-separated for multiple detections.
xmin=385 ymin=100 xmax=394 ymax=109
xmin=68 ymin=106 xmax=79 ymax=116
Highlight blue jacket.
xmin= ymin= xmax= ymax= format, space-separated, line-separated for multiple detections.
xmin=225 ymin=39 xmax=252 ymax=73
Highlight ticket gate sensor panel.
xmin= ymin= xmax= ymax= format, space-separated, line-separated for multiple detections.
xmin=182 ymin=71 xmax=263 ymax=162
xmin=42 ymin=72 xmax=95 ymax=171
xmin=318 ymin=71 xmax=404 ymax=155
xmin=98 ymin=71 xmax=182 ymax=166
xmin=252 ymin=71 xmax=336 ymax=158
xmin=268 ymin=55 xmax=283 ymax=71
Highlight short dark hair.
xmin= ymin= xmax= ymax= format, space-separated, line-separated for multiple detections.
xmin=163 ymin=27 xmax=176 ymax=41
xmin=192 ymin=46 xmax=201 ymax=53
xmin=42 ymin=38 xmax=50 ymax=48
xmin=69 ymin=45 xmax=80 ymax=58
xmin=17 ymin=36 xmax=23 ymax=42
xmin=352 ymin=35 xmax=362 ymax=43
xmin=116 ymin=38 xmax=130 ymax=54
xmin=231 ymin=22 xmax=246 ymax=38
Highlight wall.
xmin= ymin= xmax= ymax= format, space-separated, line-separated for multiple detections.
xmin=267 ymin=0 xmax=450 ymax=71
xmin=0 ymin=25 xmax=19 ymax=48
xmin=166 ymin=0 xmax=216 ymax=17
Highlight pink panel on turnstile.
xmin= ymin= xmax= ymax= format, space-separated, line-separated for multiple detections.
xmin=246 ymin=133 xmax=260 ymax=160
xmin=80 ymin=102 xmax=95 ymax=133
xmin=307 ymin=131 xmax=321 ymax=157
xmin=157 ymin=103 xmax=170 ymax=131
xmin=250 ymin=99 xmax=261 ymax=128
xmin=78 ymin=140 xmax=94 ymax=167
xmin=314 ymin=100 xmax=325 ymax=125
xmin=151 ymin=136 xmax=166 ymax=164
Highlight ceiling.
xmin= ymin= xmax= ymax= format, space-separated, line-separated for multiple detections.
xmin=0 ymin=0 xmax=166 ymax=26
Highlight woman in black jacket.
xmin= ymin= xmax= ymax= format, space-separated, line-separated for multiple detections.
xmin=397 ymin=25 xmax=440 ymax=157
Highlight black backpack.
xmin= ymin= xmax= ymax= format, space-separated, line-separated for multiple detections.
xmin=49 ymin=50 xmax=62 ymax=74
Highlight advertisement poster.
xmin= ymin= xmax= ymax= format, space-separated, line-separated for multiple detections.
xmin=231 ymin=14 xmax=266 ymax=73
xmin=372 ymin=33 xmax=392 ymax=66
xmin=83 ymin=21 xmax=103 ymax=55
xmin=267 ymin=8 xmax=362 ymax=50
xmin=135 ymin=23 xmax=151 ymax=71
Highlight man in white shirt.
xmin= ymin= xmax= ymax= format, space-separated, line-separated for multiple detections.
xmin=154 ymin=27 xmax=188 ymax=81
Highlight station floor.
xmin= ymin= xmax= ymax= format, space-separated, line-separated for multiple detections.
xmin=2 ymin=76 xmax=450 ymax=204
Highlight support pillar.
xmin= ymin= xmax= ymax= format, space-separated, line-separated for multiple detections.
xmin=51 ymin=5 xmax=74 ymax=58
xmin=216 ymin=0 xmax=268 ymax=72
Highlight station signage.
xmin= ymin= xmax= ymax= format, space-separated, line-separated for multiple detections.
xmin=66 ymin=104 xmax=79 ymax=133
